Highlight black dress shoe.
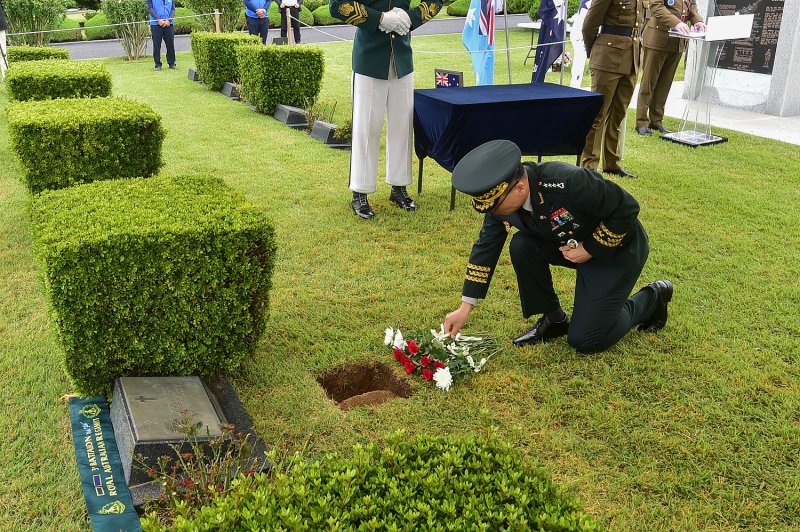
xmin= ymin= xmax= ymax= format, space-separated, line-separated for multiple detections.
xmin=635 ymin=280 xmax=673 ymax=332
xmin=351 ymin=193 xmax=375 ymax=220
xmin=650 ymin=124 xmax=673 ymax=134
xmin=635 ymin=126 xmax=653 ymax=137
xmin=512 ymin=315 xmax=569 ymax=346
xmin=603 ymin=167 xmax=638 ymax=179
xmin=389 ymin=187 xmax=417 ymax=211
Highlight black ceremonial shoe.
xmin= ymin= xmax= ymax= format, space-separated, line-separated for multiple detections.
xmin=389 ymin=186 xmax=417 ymax=212
xmin=636 ymin=126 xmax=653 ymax=137
xmin=512 ymin=315 xmax=569 ymax=346
xmin=603 ymin=167 xmax=638 ymax=179
xmin=351 ymin=193 xmax=375 ymax=220
xmin=635 ymin=280 xmax=674 ymax=333
xmin=650 ymin=124 xmax=673 ymax=134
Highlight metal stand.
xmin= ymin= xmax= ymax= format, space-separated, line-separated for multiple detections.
xmin=662 ymin=37 xmax=728 ymax=147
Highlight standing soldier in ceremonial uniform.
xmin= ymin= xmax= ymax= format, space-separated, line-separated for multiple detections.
xmin=329 ymin=0 xmax=442 ymax=219
xmin=581 ymin=0 xmax=644 ymax=179
xmin=635 ymin=0 xmax=704 ymax=136
xmin=444 ymin=140 xmax=673 ymax=354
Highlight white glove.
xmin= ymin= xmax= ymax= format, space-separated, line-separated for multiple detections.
xmin=379 ymin=10 xmax=411 ymax=35
xmin=391 ymin=7 xmax=411 ymax=30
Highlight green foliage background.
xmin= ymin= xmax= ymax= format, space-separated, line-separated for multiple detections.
xmin=2 ymin=0 xmax=70 ymax=45
xmin=101 ymin=0 xmax=150 ymax=60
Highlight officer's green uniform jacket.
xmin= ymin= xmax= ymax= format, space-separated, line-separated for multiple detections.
xmin=463 ymin=162 xmax=646 ymax=301
xmin=328 ymin=0 xmax=442 ymax=79
xmin=583 ymin=0 xmax=644 ymax=75
xmin=643 ymin=0 xmax=702 ymax=53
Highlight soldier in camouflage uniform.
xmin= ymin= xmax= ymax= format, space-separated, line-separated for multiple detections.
xmin=329 ymin=0 xmax=442 ymax=219
xmin=581 ymin=0 xmax=645 ymax=179
xmin=444 ymin=140 xmax=673 ymax=353
xmin=636 ymin=0 xmax=704 ymax=136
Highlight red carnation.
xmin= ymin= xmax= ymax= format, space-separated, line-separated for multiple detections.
xmin=407 ymin=340 xmax=420 ymax=354
xmin=403 ymin=361 xmax=416 ymax=374
xmin=433 ymin=361 xmax=446 ymax=369
xmin=420 ymin=355 xmax=432 ymax=367
xmin=422 ymin=368 xmax=434 ymax=381
xmin=393 ymin=348 xmax=405 ymax=361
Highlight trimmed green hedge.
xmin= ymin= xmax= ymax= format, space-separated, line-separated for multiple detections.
xmin=174 ymin=7 xmax=201 ymax=34
xmin=4 ymin=60 xmax=111 ymax=101
xmin=529 ymin=0 xmax=580 ymax=20
xmin=303 ymin=0 xmax=326 ymax=11
xmin=447 ymin=0 xmax=469 ymax=16
xmin=312 ymin=5 xmax=338 ymax=25
xmin=140 ymin=433 xmax=599 ymax=531
xmin=266 ymin=3 xmax=314 ymax=28
xmin=31 ymin=176 xmax=277 ymax=395
xmin=5 ymin=97 xmax=163 ymax=193
xmin=6 ymin=46 xmax=71 ymax=63
xmin=190 ymin=31 xmax=261 ymax=91
xmin=51 ymin=17 xmax=85 ymax=42
xmin=237 ymin=44 xmax=324 ymax=115
xmin=84 ymin=12 xmax=116 ymax=40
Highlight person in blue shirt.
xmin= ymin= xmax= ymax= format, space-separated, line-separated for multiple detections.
xmin=244 ymin=0 xmax=271 ymax=44
xmin=147 ymin=0 xmax=177 ymax=71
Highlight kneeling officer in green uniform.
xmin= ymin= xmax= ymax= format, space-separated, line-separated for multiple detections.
xmin=444 ymin=140 xmax=673 ymax=353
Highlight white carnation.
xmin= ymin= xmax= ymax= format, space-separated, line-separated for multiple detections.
xmin=433 ymin=367 xmax=453 ymax=391
xmin=384 ymin=327 xmax=394 ymax=346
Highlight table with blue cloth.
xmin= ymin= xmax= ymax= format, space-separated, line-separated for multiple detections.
xmin=413 ymin=82 xmax=603 ymax=210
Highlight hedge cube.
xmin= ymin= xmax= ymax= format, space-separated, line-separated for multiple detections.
xmin=4 ymin=60 xmax=111 ymax=101
xmin=190 ymin=32 xmax=261 ymax=91
xmin=6 ymin=97 xmax=163 ymax=193
xmin=31 ymin=176 xmax=277 ymax=395
xmin=237 ymin=44 xmax=324 ymax=115
xmin=6 ymin=46 xmax=71 ymax=63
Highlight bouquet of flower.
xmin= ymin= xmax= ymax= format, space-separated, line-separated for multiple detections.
xmin=385 ymin=325 xmax=499 ymax=391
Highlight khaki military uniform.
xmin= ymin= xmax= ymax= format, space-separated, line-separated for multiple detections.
xmin=462 ymin=162 xmax=657 ymax=353
xmin=636 ymin=0 xmax=702 ymax=129
xmin=329 ymin=0 xmax=441 ymax=194
xmin=580 ymin=0 xmax=644 ymax=172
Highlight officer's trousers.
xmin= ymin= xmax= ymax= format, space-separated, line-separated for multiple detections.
xmin=509 ymin=229 xmax=657 ymax=353
xmin=636 ymin=47 xmax=681 ymax=129
xmin=581 ymin=68 xmax=636 ymax=171
xmin=349 ymin=72 xmax=414 ymax=194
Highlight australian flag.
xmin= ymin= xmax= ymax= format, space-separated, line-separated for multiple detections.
xmin=462 ymin=0 xmax=495 ymax=85
xmin=435 ymin=71 xmax=462 ymax=88
xmin=531 ymin=0 xmax=567 ymax=84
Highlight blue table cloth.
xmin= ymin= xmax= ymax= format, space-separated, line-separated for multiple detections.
xmin=414 ymin=82 xmax=603 ymax=173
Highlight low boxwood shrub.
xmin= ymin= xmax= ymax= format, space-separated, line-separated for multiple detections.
xmin=190 ymin=31 xmax=261 ymax=91
xmin=6 ymin=46 xmax=71 ymax=63
xmin=140 ymin=432 xmax=599 ymax=531
xmin=174 ymin=7 xmax=201 ymax=34
xmin=529 ymin=0 xmax=580 ymax=21
xmin=6 ymin=97 xmax=163 ymax=193
xmin=31 ymin=175 xmax=277 ymax=395
xmin=4 ymin=60 xmax=111 ymax=101
xmin=447 ymin=0 xmax=469 ymax=16
xmin=312 ymin=4 xmax=338 ymax=25
xmin=237 ymin=44 xmax=324 ymax=115
xmin=303 ymin=0 xmax=326 ymax=11
xmin=266 ymin=3 xmax=313 ymax=28
xmin=50 ymin=17 xmax=85 ymax=42
xmin=84 ymin=11 xmax=116 ymax=40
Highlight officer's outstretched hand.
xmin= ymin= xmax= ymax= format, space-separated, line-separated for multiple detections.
xmin=444 ymin=302 xmax=474 ymax=338
xmin=559 ymin=242 xmax=592 ymax=264
xmin=674 ymin=21 xmax=691 ymax=35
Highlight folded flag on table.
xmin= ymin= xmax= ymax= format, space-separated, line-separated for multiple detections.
xmin=462 ymin=0 xmax=495 ymax=85
xmin=531 ymin=0 xmax=568 ymax=83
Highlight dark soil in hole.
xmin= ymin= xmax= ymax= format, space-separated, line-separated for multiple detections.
xmin=317 ymin=362 xmax=412 ymax=411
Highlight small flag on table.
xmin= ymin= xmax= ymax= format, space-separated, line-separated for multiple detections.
xmin=435 ymin=70 xmax=463 ymax=88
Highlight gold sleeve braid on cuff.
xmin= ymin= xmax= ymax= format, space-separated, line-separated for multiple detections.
xmin=466 ymin=263 xmax=491 ymax=283
xmin=338 ymin=2 xmax=367 ymax=24
xmin=419 ymin=1 xmax=440 ymax=21
xmin=592 ymin=222 xmax=626 ymax=248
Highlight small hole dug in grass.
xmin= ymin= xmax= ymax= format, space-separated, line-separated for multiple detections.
xmin=317 ymin=363 xmax=412 ymax=411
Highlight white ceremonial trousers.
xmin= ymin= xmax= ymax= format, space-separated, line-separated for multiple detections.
xmin=0 ymin=32 xmax=8 ymax=80
xmin=349 ymin=71 xmax=414 ymax=194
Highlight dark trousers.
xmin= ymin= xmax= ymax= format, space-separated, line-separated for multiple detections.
xmin=509 ymin=229 xmax=655 ymax=353
xmin=280 ymin=7 xmax=301 ymax=43
xmin=246 ymin=16 xmax=269 ymax=44
xmin=151 ymin=24 xmax=175 ymax=68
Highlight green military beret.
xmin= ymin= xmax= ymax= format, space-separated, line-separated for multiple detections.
xmin=452 ymin=140 xmax=521 ymax=212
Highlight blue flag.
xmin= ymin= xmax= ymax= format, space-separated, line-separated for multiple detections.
xmin=462 ymin=0 xmax=495 ymax=85
xmin=531 ymin=0 xmax=568 ymax=83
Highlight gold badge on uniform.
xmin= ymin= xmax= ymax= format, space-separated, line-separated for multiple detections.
xmin=338 ymin=3 xmax=354 ymax=16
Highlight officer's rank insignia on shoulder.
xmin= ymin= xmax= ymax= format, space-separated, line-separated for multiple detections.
xmin=419 ymin=1 xmax=439 ymax=21
xmin=539 ymin=177 xmax=568 ymax=192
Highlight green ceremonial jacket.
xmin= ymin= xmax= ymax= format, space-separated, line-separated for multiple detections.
xmin=328 ymin=0 xmax=442 ymax=79
xmin=462 ymin=162 xmax=647 ymax=301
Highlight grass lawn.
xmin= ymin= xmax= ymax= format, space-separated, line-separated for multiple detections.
xmin=1 ymin=30 xmax=799 ymax=530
